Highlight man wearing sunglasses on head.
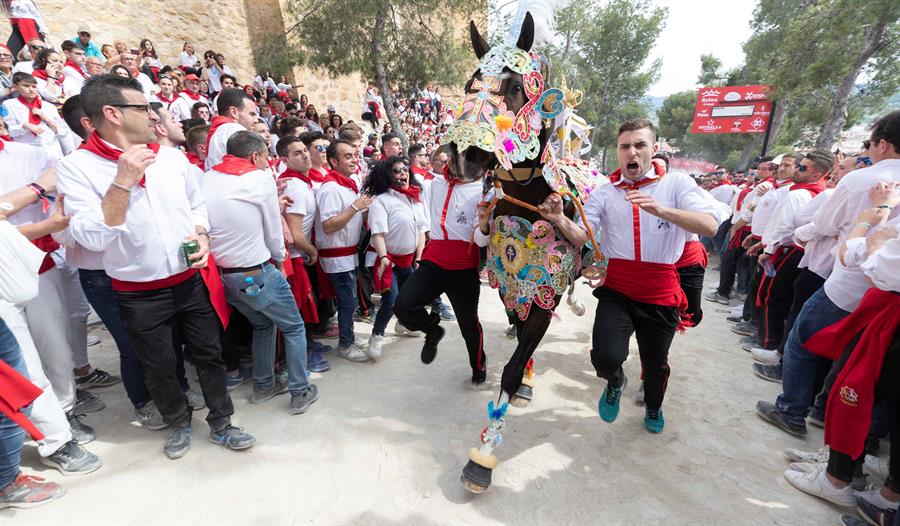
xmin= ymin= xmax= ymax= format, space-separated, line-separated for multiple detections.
xmin=12 ymin=38 xmax=45 ymax=75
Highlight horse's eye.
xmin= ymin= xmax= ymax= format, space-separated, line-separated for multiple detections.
xmin=510 ymin=83 xmax=523 ymax=94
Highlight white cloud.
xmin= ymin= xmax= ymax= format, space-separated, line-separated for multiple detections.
xmin=646 ymin=0 xmax=756 ymax=97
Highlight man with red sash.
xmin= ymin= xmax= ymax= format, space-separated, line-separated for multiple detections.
xmin=315 ymin=139 xmax=372 ymax=362
xmin=202 ymin=131 xmax=319 ymax=415
xmin=56 ymin=74 xmax=255 ymax=460
xmin=1 ymin=72 xmax=67 ymax=160
xmin=393 ymin=159 xmax=492 ymax=386
xmin=60 ymin=41 xmax=88 ymax=96
xmin=278 ymin=135 xmax=333 ymax=373
xmin=540 ymin=118 xmax=727 ymax=434
xmin=751 ymin=150 xmax=834 ymax=361
xmin=204 ymin=88 xmax=258 ymax=170
xmin=170 ymin=73 xmax=210 ymax=123
xmin=731 ymin=154 xmax=796 ymax=344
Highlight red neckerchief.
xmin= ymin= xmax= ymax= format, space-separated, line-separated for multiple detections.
xmin=279 ymin=168 xmax=312 ymax=188
xmin=0 ymin=138 xmax=4 ymax=151
xmin=205 ymin=115 xmax=235 ymax=153
xmin=411 ymin=165 xmax=433 ymax=181
xmin=79 ymin=133 xmax=161 ymax=186
xmin=212 ymin=154 xmax=258 ymax=176
xmin=441 ymin=163 xmax=461 ymax=185
xmin=308 ymin=167 xmax=327 ymax=184
xmin=156 ymin=92 xmax=176 ymax=105
xmin=774 ymin=178 xmax=793 ymax=189
xmin=712 ymin=179 xmax=732 ymax=188
xmin=790 ymin=178 xmax=826 ymax=196
xmin=31 ymin=69 xmax=65 ymax=86
xmin=184 ymin=151 xmax=204 ymax=168
xmin=392 ymin=184 xmax=421 ymax=202
xmin=608 ymin=162 xmax=666 ymax=190
xmin=736 ymin=185 xmax=754 ymax=210
xmin=131 ymin=70 xmax=140 ymax=79
xmin=64 ymin=59 xmax=87 ymax=78
xmin=0 ymin=136 xmax=10 ymax=145
xmin=324 ymin=169 xmax=359 ymax=193
xmin=181 ymin=89 xmax=201 ymax=101
xmin=17 ymin=96 xmax=42 ymax=126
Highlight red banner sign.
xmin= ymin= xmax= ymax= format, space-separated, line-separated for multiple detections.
xmin=691 ymin=85 xmax=773 ymax=134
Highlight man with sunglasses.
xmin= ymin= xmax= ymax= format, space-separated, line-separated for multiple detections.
xmin=12 ymin=38 xmax=45 ymax=75
xmin=56 ymin=74 xmax=255 ymax=459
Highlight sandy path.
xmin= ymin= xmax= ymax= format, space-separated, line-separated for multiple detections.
xmin=5 ymin=269 xmax=840 ymax=525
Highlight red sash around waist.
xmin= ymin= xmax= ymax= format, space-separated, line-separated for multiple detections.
xmin=727 ymin=225 xmax=751 ymax=250
xmin=372 ymin=252 xmax=415 ymax=293
xmin=318 ymin=245 xmax=358 ymax=259
xmin=286 ymin=256 xmax=319 ymax=324
xmin=421 ymin=239 xmax=479 ymax=270
xmin=602 ymin=258 xmax=693 ymax=331
xmin=675 ymin=241 xmax=708 ymax=269
xmin=111 ymin=268 xmax=198 ymax=292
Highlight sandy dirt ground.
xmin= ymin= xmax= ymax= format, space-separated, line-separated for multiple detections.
xmin=5 ymin=269 xmax=842 ymax=525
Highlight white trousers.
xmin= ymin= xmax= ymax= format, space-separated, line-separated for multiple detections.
xmin=0 ymin=299 xmax=73 ymax=457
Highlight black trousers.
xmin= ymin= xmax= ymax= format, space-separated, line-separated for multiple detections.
xmin=827 ymin=334 xmax=900 ymax=492
xmin=717 ymin=229 xmax=750 ymax=297
xmin=591 ymin=288 xmax=679 ymax=411
xmin=677 ymin=264 xmax=705 ymax=326
xmin=778 ymin=268 xmax=826 ymax=355
xmin=116 ymin=274 xmax=233 ymax=429
xmin=760 ymin=247 xmax=804 ymax=349
xmin=221 ymin=310 xmax=253 ymax=372
xmin=501 ymin=296 xmax=559 ymax=396
xmin=742 ymin=258 xmax=763 ymax=323
xmin=394 ymin=261 xmax=485 ymax=375
xmin=357 ymin=230 xmax=375 ymax=316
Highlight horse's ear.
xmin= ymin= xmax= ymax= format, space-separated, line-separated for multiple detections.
xmin=516 ymin=12 xmax=534 ymax=52
xmin=469 ymin=21 xmax=490 ymax=59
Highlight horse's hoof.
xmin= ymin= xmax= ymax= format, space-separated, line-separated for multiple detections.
xmin=509 ymin=395 xmax=531 ymax=408
xmin=461 ymin=460 xmax=492 ymax=494
xmin=510 ymin=383 xmax=533 ymax=407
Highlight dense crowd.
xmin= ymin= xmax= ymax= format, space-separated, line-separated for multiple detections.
xmin=0 ymin=4 xmax=899 ymax=526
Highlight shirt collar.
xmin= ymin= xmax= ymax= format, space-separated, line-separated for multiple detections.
xmin=612 ymin=166 xmax=658 ymax=187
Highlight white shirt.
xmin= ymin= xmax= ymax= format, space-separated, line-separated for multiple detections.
xmin=206 ymin=64 xmax=234 ymax=93
xmin=813 ymin=159 xmax=900 ymax=311
xmin=740 ymin=179 xmax=776 ymax=223
xmin=728 ymin=184 xmax=747 ymax=218
xmin=282 ymin=176 xmax=316 ymax=260
xmin=12 ymin=60 xmax=34 ymax=75
xmin=425 ymin=176 xmax=489 ymax=247
xmin=1 ymin=96 xmax=68 ymax=160
xmin=56 ymin=144 xmax=209 ymax=282
xmin=134 ymin=72 xmax=155 ymax=99
xmin=762 ymin=186 xmax=820 ymax=254
xmin=365 ymin=189 xmax=429 ymax=267
xmin=170 ymin=92 xmax=210 ymax=123
xmin=202 ymin=167 xmax=285 ymax=268
xmin=315 ymin=180 xmax=363 ymax=273
xmin=709 ymin=183 xmax=736 ymax=206
xmin=204 ymin=122 xmax=245 ymax=170
xmin=0 ymin=141 xmax=54 ymax=228
xmin=62 ymin=65 xmax=87 ymax=95
xmin=151 ymin=92 xmax=178 ymax=109
xmin=861 ymin=228 xmax=900 ymax=293
xmin=749 ymin=181 xmax=793 ymax=237
xmin=794 ymin=189 xmax=836 ymax=279
xmin=179 ymin=51 xmax=198 ymax=67
xmin=581 ymin=170 xmax=729 ymax=264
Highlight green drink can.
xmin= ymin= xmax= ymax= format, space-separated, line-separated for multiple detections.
xmin=182 ymin=240 xmax=200 ymax=267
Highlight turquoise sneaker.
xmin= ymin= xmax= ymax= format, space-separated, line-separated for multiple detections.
xmin=598 ymin=377 xmax=627 ymax=423
xmin=644 ymin=408 xmax=665 ymax=434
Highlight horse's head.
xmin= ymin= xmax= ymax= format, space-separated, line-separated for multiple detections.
xmin=442 ymin=13 xmax=565 ymax=182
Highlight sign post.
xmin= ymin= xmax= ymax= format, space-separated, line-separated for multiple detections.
xmin=691 ymin=85 xmax=773 ymax=135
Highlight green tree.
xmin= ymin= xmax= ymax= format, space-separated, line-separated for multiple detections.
xmin=278 ymin=0 xmax=483 ymax=145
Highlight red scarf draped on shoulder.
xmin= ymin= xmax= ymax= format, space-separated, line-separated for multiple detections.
xmin=279 ymin=168 xmax=312 ymax=188
xmin=31 ymin=69 xmax=65 ymax=86
xmin=411 ymin=165 xmax=433 ymax=181
xmin=307 ymin=167 xmax=327 ymax=184
xmin=156 ymin=92 xmax=176 ymax=106
xmin=789 ymin=178 xmax=826 ymax=196
xmin=212 ymin=154 xmax=258 ymax=175
xmin=205 ymin=115 xmax=234 ymax=152
xmin=392 ymin=184 xmax=420 ymax=202
xmin=79 ymin=133 xmax=231 ymax=327
xmin=607 ymin=161 xmax=666 ymax=189
xmin=184 ymin=151 xmax=204 ymax=168
xmin=65 ymin=59 xmax=87 ymax=78
xmin=17 ymin=96 xmax=42 ymax=127
xmin=181 ymin=89 xmax=201 ymax=101
xmin=804 ymin=289 xmax=900 ymax=459
xmin=324 ymin=169 xmax=358 ymax=193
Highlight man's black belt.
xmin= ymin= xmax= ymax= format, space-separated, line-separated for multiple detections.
xmin=220 ymin=264 xmax=264 ymax=274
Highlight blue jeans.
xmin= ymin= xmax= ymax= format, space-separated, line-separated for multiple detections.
xmin=222 ymin=263 xmax=309 ymax=396
xmin=0 ymin=318 xmax=29 ymax=489
xmin=327 ymin=269 xmax=358 ymax=348
xmin=371 ymin=264 xmax=413 ymax=336
xmin=775 ymin=287 xmax=850 ymax=426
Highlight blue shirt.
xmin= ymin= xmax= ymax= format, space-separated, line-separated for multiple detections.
xmin=70 ymin=37 xmax=102 ymax=59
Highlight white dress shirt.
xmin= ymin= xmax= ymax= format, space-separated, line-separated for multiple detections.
xmin=814 ymin=159 xmax=900 ymax=311
xmin=56 ymin=144 xmax=209 ymax=283
xmin=794 ymin=189 xmax=836 ymax=279
xmin=202 ymin=167 xmax=285 ymax=268
xmin=425 ymin=176 xmax=490 ymax=247
xmin=134 ymin=72 xmax=155 ymax=99
xmin=365 ymin=189 xmax=429 ymax=267
xmin=282 ymin=177 xmax=316 ymax=260
xmin=170 ymin=92 xmax=210 ymax=123
xmin=314 ymin=181 xmax=363 ymax=274
xmin=709 ymin=183 xmax=736 ymax=206
xmin=748 ymin=181 xmax=793 ymax=237
xmin=1 ymin=97 xmax=68 ymax=160
xmin=740 ymin=179 xmax=776 ymax=224
xmin=0 ymin=141 xmax=54 ymax=228
xmin=62 ymin=65 xmax=86 ymax=95
xmin=861 ymin=228 xmax=900 ymax=293
xmin=204 ymin=122 xmax=245 ymax=170
xmin=581 ymin=170 xmax=729 ymax=264
xmin=762 ymin=187 xmax=819 ymax=254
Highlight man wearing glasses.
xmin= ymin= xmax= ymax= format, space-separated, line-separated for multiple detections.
xmin=12 ymin=38 xmax=45 ymax=75
xmin=56 ymin=74 xmax=255 ymax=460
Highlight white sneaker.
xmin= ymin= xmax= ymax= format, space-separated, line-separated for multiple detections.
xmin=336 ymin=344 xmax=369 ymax=363
xmin=854 ymin=488 xmax=900 ymax=510
xmin=729 ymin=305 xmax=743 ymax=317
xmin=784 ymin=467 xmax=856 ymax=507
xmin=751 ymin=347 xmax=780 ymax=365
xmin=864 ymin=455 xmax=889 ymax=481
xmin=789 ymin=461 xmax=823 ymax=473
xmin=394 ymin=323 xmax=419 ymax=337
xmin=784 ymin=446 xmax=829 ymax=463
xmin=367 ymin=334 xmax=383 ymax=360
xmin=87 ymin=334 xmax=101 ymax=347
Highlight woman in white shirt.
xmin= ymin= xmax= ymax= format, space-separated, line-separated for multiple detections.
xmin=361 ymin=157 xmax=428 ymax=358
xmin=178 ymin=42 xmax=200 ymax=74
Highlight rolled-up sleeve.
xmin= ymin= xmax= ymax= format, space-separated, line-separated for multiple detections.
xmin=861 ymin=233 xmax=900 ymax=292
xmin=678 ymin=181 xmax=731 ymax=224
xmin=183 ymin=164 xmax=209 ymax=231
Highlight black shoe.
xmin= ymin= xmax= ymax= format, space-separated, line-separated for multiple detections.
xmin=421 ymin=325 xmax=444 ymax=364
xmin=752 ymin=363 xmax=782 ymax=383
xmin=471 ymin=362 xmax=487 ymax=385
xmin=755 ymin=401 xmax=807 ymax=436
xmin=856 ymin=494 xmax=897 ymax=526
xmin=726 ymin=314 xmax=745 ymax=323
xmin=74 ymin=389 xmax=105 ymax=414
xmin=732 ymin=321 xmax=757 ymax=336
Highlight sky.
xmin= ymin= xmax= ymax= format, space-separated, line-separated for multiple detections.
xmin=647 ymin=0 xmax=757 ymax=97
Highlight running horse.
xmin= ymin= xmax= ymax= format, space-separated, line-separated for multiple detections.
xmin=441 ymin=13 xmax=605 ymax=493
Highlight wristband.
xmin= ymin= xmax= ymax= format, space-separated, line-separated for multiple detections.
xmin=351 ymin=203 xmax=360 ymax=213
xmin=26 ymin=183 xmax=51 ymax=213
xmin=855 ymin=222 xmax=874 ymax=230
xmin=379 ymin=255 xmax=390 ymax=262
xmin=110 ymin=181 xmax=134 ymax=193
xmin=876 ymin=205 xmax=893 ymax=210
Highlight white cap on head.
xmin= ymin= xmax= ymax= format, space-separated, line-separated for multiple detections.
xmin=771 ymin=154 xmax=784 ymax=165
